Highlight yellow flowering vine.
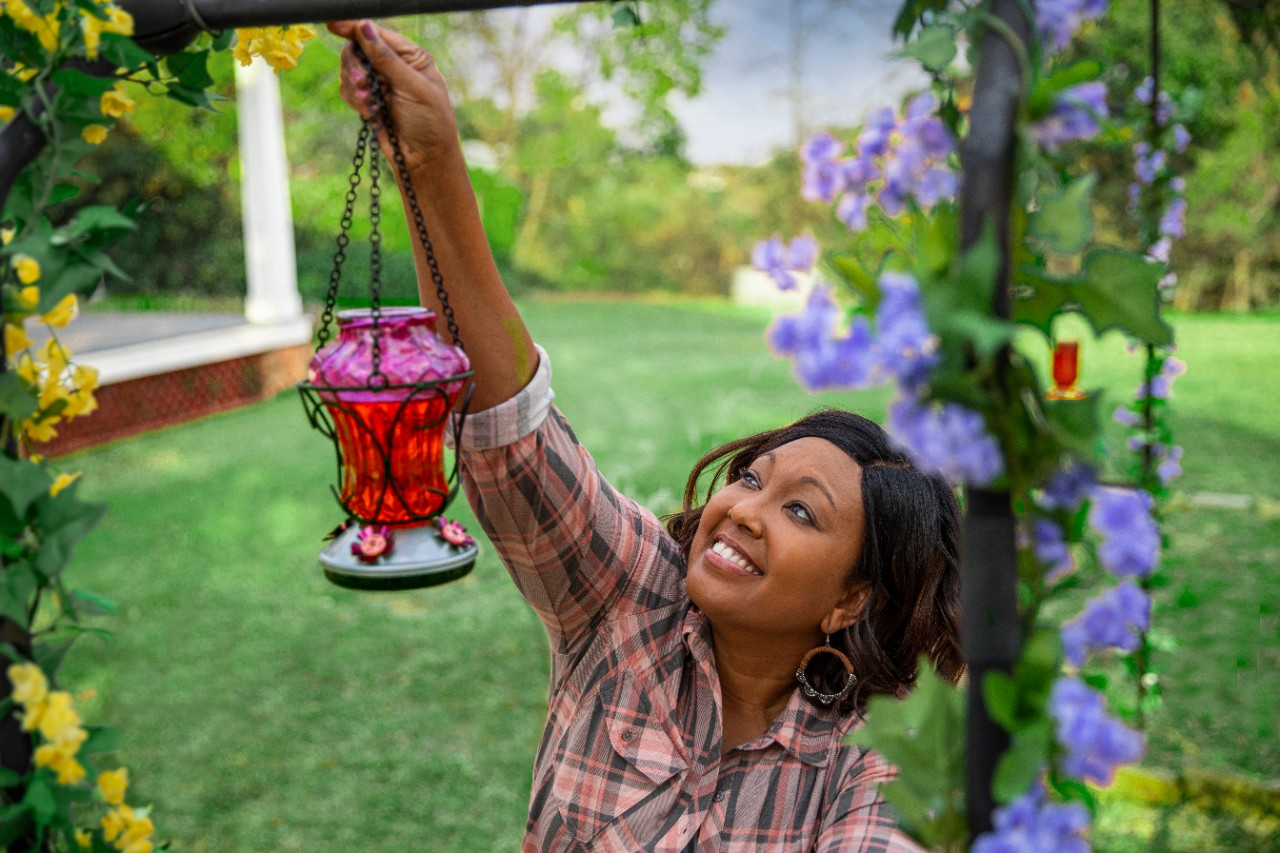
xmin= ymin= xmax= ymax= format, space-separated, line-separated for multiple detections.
xmin=233 ymin=24 xmax=318 ymax=72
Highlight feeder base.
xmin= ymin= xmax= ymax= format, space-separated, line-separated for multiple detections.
xmin=318 ymin=523 xmax=478 ymax=591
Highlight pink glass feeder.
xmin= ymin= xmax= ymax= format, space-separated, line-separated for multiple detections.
xmin=302 ymin=307 xmax=477 ymax=590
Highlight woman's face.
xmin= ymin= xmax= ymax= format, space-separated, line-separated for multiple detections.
xmin=686 ymin=437 xmax=867 ymax=642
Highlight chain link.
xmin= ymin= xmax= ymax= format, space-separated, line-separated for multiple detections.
xmin=316 ymin=121 xmax=369 ymax=351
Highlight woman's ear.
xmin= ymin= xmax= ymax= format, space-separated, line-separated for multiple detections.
xmin=821 ymin=583 xmax=871 ymax=634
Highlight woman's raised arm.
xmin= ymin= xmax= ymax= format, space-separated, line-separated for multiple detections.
xmin=328 ymin=20 xmax=538 ymax=413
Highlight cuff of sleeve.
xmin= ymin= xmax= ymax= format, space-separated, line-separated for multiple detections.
xmin=446 ymin=344 xmax=554 ymax=451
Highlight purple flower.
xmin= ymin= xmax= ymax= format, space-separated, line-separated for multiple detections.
xmin=1088 ymin=486 xmax=1161 ymax=578
xmin=916 ymin=167 xmax=958 ymax=208
xmin=1113 ymin=406 xmax=1142 ymax=427
xmin=971 ymin=784 xmax=1090 ymax=853
xmin=768 ymin=286 xmax=878 ymax=391
xmin=840 ymin=155 xmax=878 ymax=194
xmin=752 ymin=235 xmax=820 ymax=291
xmin=1147 ymin=236 xmax=1172 ymax=263
xmin=1061 ymin=580 xmax=1151 ymax=666
xmin=1136 ymin=356 xmax=1186 ymax=400
xmin=837 ymin=192 xmax=869 ymax=231
xmin=802 ymin=133 xmax=845 ymax=202
xmin=1039 ymin=458 xmax=1097 ymax=510
xmin=1050 ymin=677 xmax=1145 ymax=784
xmin=1033 ymin=518 xmax=1075 ymax=581
xmin=857 ymin=107 xmax=896 ymax=158
xmin=1037 ymin=0 xmax=1109 ymax=51
xmin=1154 ymin=443 xmax=1184 ymax=485
xmin=1033 ymin=81 xmax=1109 ymax=152
xmin=874 ymin=271 xmax=937 ymax=389
xmin=887 ymin=394 xmax=1005 ymax=486
xmin=1134 ymin=143 xmax=1166 ymax=185
xmin=1159 ymin=196 xmax=1186 ymax=239
xmin=1172 ymin=123 xmax=1191 ymax=152
xmin=1134 ymin=77 xmax=1175 ymax=126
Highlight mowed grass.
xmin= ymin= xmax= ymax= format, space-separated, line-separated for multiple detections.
xmin=55 ymin=300 xmax=1278 ymax=851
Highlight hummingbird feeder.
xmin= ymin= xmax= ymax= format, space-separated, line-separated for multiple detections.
xmin=1047 ymin=339 xmax=1086 ymax=401
xmin=298 ymin=47 xmax=477 ymax=590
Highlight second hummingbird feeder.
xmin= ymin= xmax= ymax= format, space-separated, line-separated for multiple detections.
xmin=298 ymin=46 xmax=476 ymax=591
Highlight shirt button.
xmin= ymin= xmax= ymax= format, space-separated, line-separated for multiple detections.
xmin=713 ymin=790 xmax=725 ymax=802
xmin=621 ymin=729 xmax=635 ymax=742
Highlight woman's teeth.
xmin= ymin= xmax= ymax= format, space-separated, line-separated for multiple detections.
xmin=712 ymin=541 xmax=761 ymax=575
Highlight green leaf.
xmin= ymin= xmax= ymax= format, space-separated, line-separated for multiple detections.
xmin=0 ymin=371 xmax=38 ymax=422
xmin=1031 ymin=173 xmax=1096 ymax=254
xmin=100 ymin=32 xmax=154 ymax=69
xmin=1015 ymin=249 xmax=1174 ymax=346
xmin=166 ymin=49 xmax=215 ymax=90
xmin=49 ymin=68 xmax=117 ymax=97
xmin=611 ymin=3 xmax=640 ymax=28
xmin=0 ymin=562 xmax=38 ymax=628
xmin=898 ymin=24 xmax=957 ymax=72
xmin=70 ymin=588 xmax=117 ymax=616
xmin=1042 ymin=392 xmax=1100 ymax=452
xmin=82 ymin=725 xmax=124 ymax=755
xmin=0 ymin=767 xmax=21 ymax=786
xmin=0 ymin=803 xmax=33 ymax=847
xmin=22 ymin=774 xmax=57 ymax=824
xmin=32 ymin=492 xmax=107 ymax=579
xmin=1029 ymin=60 xmax=1104 ymax=116
xmin=892 ymin=0 xmax=950 ymax=37
xmin=63 ymin=205 xmax=137 ymax=240
xmin=0 ymin=456 xmax=50 ymax=519
xmin=983 ymin=670 xmax=1019 ymax=730
xmin=34 ymin=637 xmax=75 ymax=677
xmin=993 ymin=722 xmax=1051 ymax=803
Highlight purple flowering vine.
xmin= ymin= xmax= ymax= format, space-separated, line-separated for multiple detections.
xmin=1032 ymin=81 xmax=1109 ymax=152
xmin=971 ymin=783 xmax=1091 ymax=853
xmin=1038 ymin=458 xmax=1097 ymax=511
xmin=1036 ymin=0 xmax=1109 ymax=51
xmin=767 ymin=285 xmax=878 ymax=390
xmin=751 ymin=234 xmax=819 ymax=291
xmin=1136 ymin=355 xmax=1186 ymax=400
xmin=1050 ymin=676 xmax=1145 ymax=784
xmin=1032 ymin=518 xmax=1075 ymax=581
xmin=1061 ymin=580 xmax=1151 ymax=666
xmin=1088 ymin=486 xmax=1161 ymax=578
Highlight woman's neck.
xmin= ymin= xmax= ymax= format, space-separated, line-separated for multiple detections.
xmin=710 ymin=627 xmax=815 ymax=751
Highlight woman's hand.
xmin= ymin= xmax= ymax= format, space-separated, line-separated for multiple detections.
xmin=328 ymin=19 xmax=460 ymax=175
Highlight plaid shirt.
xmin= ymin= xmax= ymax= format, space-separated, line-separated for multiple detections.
xmin=456 ymin=348 xmax=921 ymax=852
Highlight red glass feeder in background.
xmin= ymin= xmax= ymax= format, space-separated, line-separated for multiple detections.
xmin=1047 ymin=339 xmax=1086 ymax=400
xmin=297 ymin=45 xmax=477 ymax=591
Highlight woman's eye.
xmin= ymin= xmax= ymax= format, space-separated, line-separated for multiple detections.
xmin=787 ymin=503 xmax=814 ymax=524
xmin=741 ymin=470 xmax=761 ymax=488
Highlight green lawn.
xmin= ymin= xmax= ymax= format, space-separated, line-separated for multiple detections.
xmin=56 ymin=299 xmax=1279 ymax=851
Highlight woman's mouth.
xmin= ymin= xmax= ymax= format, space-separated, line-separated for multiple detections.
xmin=707 ymin=538 xmax=763 ymax=577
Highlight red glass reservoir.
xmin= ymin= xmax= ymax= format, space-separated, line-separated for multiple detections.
xmin=1048 ymin=339 xmax=1084 ymax=400
xmin=308 ymin=307 xmax=469 ymax=525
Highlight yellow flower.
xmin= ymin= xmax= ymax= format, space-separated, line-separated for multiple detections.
xmin=22 ymin=415 xmax=59 ymax=442
xmin=82 ymin=123 xmax=108 ymax=144
xmin=0 ymin=105 xmax=13 ymax=123
xmin=102 ymin=806 xmax=127 ymax=842
xmin=13 ymin=254 xmax=40 ymax=284
xmin=98 ymin=767 xmax=129 ymax=805
xmin=4 ymin=323 xmax=32 ymax=357
xmin=43 ymin=293 xmax=78 ymax=328
xmin=16 ymin=284 xmax=39 ymax=309
xmin=14 ymin=351 xmax=38 ymax=385
xmin=100 ymin=84 xmax=134 ymax=118
xmin=122 ymin=839 xmax=154 ymax=853
xmin=80 ymin=4 xmax=133 ymax=58
xmin=37 ymin=690 xmax=83 ymax=742
xmin=1 ymin=226 xmax=14 ymax=245
xmin=6 ymin=662 xmax=48 ymax=708
xmin=234 ymin=25 xmax=316 ymax=73
xmin=51 ymin=471 xmax=82 ymax=497
xmin=35 ymin=742 xmax=87 ymax=785
xmin=37 ymin=338 xmax=70 ymax=374
xmin=3 ymin=0 xmax=61 ymax=52
xmin=75 ymin=828 xmax=92 ymax=848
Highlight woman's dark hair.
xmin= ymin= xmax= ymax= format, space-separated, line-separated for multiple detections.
xmin=665 ymin=408 xmax=964 ymax=713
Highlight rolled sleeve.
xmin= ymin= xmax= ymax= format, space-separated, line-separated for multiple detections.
xmin=446 ymin=343 xmax=554 ymax=451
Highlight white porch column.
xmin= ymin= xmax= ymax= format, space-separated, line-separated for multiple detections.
xmin=235 ymin=56 xmax=304 ymax=325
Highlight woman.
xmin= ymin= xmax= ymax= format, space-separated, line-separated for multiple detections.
xmin=329 ymin=20 xmax=963 ymax=851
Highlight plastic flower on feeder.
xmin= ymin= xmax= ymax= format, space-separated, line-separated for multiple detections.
xmin=1088 ymin=486 xmax=1160 ymax=578
xmin=1050 ymin=676 xmax=1145 ymax=784
xmin=436 ymin=516 xmax=475 ymax=548
xmin=1061 ymin=580 xmax=1150 ymax=666
xmin=971 ymin=783 xmax=1090 ymax=853
xmin=1032 ymin=81 xmax=1109 ymax=152
xmin=351 ymin=525 xmax=393 ymax=563
xmin=751 ymin=234 xmax=819 ymax=291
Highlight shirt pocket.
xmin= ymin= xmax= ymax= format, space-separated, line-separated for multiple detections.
xmin=551 ymin=668 xmax=688 ymax=844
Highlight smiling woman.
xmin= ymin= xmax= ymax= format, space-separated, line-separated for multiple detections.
xmin=331 ymin=17 xmax=964 ymax=852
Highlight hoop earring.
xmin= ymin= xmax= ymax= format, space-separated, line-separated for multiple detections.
xmin=795 ymin=635 xmax=857 ymax=706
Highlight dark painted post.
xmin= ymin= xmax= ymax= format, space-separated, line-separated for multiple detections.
xmin=956 ymin=0 xmax=1034 ymax=838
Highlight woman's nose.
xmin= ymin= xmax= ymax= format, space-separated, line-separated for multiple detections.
xmin=727 ymin=494 xmax=764 ymax=537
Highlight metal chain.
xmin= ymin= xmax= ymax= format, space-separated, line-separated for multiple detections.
xmin=363 ymin=52 xmax=388 ymax=388
xmin=355 ymin=49 xmax=465 ymax=352
xmin=316 ymin=120 xmax=369 ymax=350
